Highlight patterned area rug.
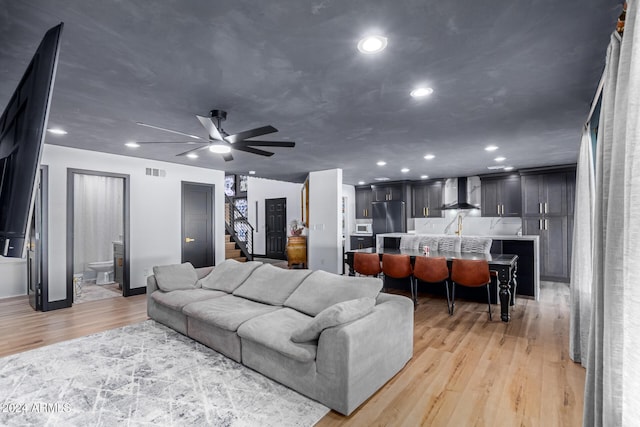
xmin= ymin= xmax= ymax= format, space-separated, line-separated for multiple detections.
xmin=0 ymin=321 xmax=329 ymax=426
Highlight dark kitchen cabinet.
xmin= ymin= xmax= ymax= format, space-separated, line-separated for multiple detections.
xmin=350 ymin=235 xmax=374 ymax=250
xmin=480 ymin=174 xmax=521 ymax=217
xmin=411 ymin=180 xmax=443 ymax=218
xmin=355 ymin=187 xmax=373 ymax=219
xmin=521 ymin=167 xmax=576 ymax=282
xmin=371 ymin=183 xmax=406 ymax=202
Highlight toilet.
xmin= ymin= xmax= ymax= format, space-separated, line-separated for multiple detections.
xmin=88 ymin=261 xmax=114 ymax=285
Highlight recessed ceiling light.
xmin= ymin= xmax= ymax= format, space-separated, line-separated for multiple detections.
xmin=209 ymin=144 xmax=232 ymax=154
xmin=186 ymin=153 xmax=198 ymax=159
xmin=374 ymin=177 xmax=390 ymax=181
xmin=249 ymin=170 xmax=256 ymax=175
xmin=125 ymin=142 xmax=140 ymax=148
xmin=423 ymin=154 xmax=435 ymax=160
xmin=47 ymin=128 xmax=67 ymax=135
xmin=494 ymin=156 xmax=506 ymax=162
xmin=421 ymin=175 xmax=429 ymax=179
xmin=358 ymin=181 xmax=365 ymax=185
xmin=376 ymin=161 xmax=387 ymax=166
xmin=504 ymin=166 xmax=514 ymax=171
xmin=401 ymin=168 xmax=410 ymax=173
xmin=357 ymin=35 xmax=388 ymax=54
xmin=410 ymin=87 xmax=434 ymax=98
xmin=485 ymin=145 xmax=499 ymax=151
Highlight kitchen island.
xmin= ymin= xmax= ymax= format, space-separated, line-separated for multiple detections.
xmin=375 ymin=233 xmax=539 ymax=300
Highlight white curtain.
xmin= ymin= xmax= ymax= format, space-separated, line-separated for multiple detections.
xmin=584 ymin=1 xmax=640 ymax=425
xmin=73 ymin=174 xmax=124 ymax=274
xmin=569 ymin=125 xmax=595 ymax=367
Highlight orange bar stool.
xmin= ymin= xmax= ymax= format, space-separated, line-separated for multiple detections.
xmin=450 ymin=259 xmax=492 ymax=320
xmin=381 ymin=253 xmax=413 ymax=300
xmin=412 ymin=256 xmax=451 ymax=312
xmin=353 ymin=252 xmax=382 ymax=277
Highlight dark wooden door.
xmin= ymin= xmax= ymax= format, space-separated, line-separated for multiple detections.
xmin=500 ymin=175 xmax=522 ymax=217
xmin=481 ymin=179 xmax=500 ymax=216
xmin=355 ymin=187 xmax=372 ymax=218
xmin=182 ymin=182 xmax=214 ymax=268
xmin=426 ymin=181 xmax=443 ymax=217
xmin=266 ymin=198 xmax=286 ymax=259
xmin=521 ymin=174 xmax=543 ymax=216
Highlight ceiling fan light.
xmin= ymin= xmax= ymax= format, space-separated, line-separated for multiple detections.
xmin=209 ymin=144 xmax=231 ymax=154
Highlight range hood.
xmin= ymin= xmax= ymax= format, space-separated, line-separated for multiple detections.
xmin=442 ymin=177 xmax=479 ymax=210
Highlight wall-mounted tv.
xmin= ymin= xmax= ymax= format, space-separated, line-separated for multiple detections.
xmin=0 ymin=23 xmax=63 ymax=257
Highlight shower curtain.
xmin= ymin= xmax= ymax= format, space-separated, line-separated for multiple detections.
xmin=73 ymin=174 xmax=124 ymax=275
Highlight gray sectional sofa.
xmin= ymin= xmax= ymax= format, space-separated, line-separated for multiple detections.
xmin=146 ymin=259 xmax=414 ymax=415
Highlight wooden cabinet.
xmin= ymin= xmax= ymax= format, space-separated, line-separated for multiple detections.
xmin=286 ymin=236 xmax=307 ymax=268
xmin=411 ymin=180 xmax=443 ymax=218
xmin=350 ymin=235 xmax=374 ymax=250
xmin=521 ymin=168 xmax=576 ymax=282
xmin=480 ymin=174 xmax=521 ymax=217
xmin=355 ymin=187 xmax=373 ymax=218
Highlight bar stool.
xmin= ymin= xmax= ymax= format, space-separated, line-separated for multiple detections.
xmin=381 ymin=254 xmax=413 ymax=299
xmin=450 ymin=259 xmax=492 ymax=320
xmin=412 ymin=256 xmax=451 ymax=312
xmin=353 ymin=252 xmax=382 ymax=277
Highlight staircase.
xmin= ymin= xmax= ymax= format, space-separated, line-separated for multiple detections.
xmin=225 ymin=194 xmax=254 ymax=262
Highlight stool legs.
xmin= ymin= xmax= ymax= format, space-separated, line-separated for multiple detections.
xmin=485 ymin=284 xmax=492 ymax=321
xmin=444 ymin=279 xmax=452 ymax=315
xmin=450 ymin=282 xmax=493 ymax=320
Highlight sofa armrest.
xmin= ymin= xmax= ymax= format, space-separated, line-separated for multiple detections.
xmin=315 ymin=293 xmax=414 ymax=414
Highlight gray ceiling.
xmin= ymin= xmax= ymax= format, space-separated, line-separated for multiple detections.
xmin=0 ymin=1 xmax=619 ymax=184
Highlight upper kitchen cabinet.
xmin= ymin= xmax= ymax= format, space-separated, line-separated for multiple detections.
xmin=521 ymin=171 xmax=573 ymax=216
xmin=480 ymin=174 xmax=521 ymax=217
xmin=411 ymin=180 xmax=443 ymax=218
xmin=371 ymin=182 xmax=409 ymax=202
xmin=355 ymin=186 xmax=373 ymax=219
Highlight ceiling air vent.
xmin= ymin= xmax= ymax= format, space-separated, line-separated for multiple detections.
xmin=145 ymin=167 xmax=166 ymax=177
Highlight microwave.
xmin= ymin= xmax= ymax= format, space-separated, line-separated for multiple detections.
xmin=354 ymin=223 xmax=373 ymax=234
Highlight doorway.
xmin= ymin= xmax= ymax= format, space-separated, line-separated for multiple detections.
xmin=28 ymin=166 xmax=48 ymax=311
xmin=181 ymin=182 xmax=215 ymax=268
xmin=66 ymin=169 xmax=131 ymax=306
xmin=265 ymin=198 xmax=286 ymax=259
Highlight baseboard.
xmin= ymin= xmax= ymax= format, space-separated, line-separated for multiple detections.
xmin=126 ymin=287 xmax=146 ymax=296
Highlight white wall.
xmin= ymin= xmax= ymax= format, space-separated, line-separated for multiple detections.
xmin=307 ymin=169 xmax=342 ymax=273
xmin=0 ymin=258 xmax=27 ymax=298
xmin=42 ymin=145 xmax=226 ymax=302
xmin=247 ymin=177 xmax=302 ymax=256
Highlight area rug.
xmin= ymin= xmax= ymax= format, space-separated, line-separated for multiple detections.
xmin=0 ymin=320 xmax=329 ymax=426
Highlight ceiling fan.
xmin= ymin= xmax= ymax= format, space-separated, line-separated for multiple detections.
xmin=134 ymin=109 xmax=295 ymax=162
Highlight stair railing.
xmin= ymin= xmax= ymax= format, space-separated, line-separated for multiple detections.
xmin=225 ymin=195 xmax=254 ymax=261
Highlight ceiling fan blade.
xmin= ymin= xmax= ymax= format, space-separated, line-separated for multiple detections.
xmin=176 ymin=145 xmax=211 ymax=157
xmin=136 ymin=122 xmax=203 ymax=140
xmin=232 ymin=145 xmax=274 ymax=157
xmin=196 ymin=115 xmax=224 ymax=141
xmin=222 ymin=153 xmax=234 ymax=162
xmin=225 ymin=125 xmax=278 ymax=144
xmin=134 ymin=141 xmax=205 ymax=145
xmin=234 ymin=140 xmax=295 ymax=148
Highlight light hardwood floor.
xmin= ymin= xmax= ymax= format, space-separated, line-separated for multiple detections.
xmin=0 ymin=283 xmax=584 ymax=426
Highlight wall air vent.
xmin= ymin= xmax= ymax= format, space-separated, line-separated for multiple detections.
xmin=145 ymin=167 xmax=166 ymax=177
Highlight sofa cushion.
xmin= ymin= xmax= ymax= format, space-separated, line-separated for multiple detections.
xmin=183 ymin=294 xmax=279 ymax=332
xmin=290 ymin=297 xmax=376 ymax=343
xmin=232 ymin=263 xmax=312 ymax=306
xmin=151 ymin=288 xmax=226 ymax=311
xmin=438 ymin=236 xmax=462 ymax=252
xmin=198 ymin=259 xmax=263 ymax=292
xmin=237 ymin=308 xmax=317 ymax=362
xmin=284 ymin=270 xmax=382 ymax=316
xmin=153 ymin=262 xmax=199 ymax=291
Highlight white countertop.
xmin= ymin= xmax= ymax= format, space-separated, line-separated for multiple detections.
xmin=381 ymin=232 xmax=539 ymax=241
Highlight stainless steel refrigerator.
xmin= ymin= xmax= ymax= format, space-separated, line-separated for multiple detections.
xmin=372 ymin=201 xmax=406 ymax=235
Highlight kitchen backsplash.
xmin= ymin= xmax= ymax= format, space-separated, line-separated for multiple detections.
xmin=414 ymin=209 xmax=522 ymax=236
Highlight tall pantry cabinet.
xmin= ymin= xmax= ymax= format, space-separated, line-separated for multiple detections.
xmin=520 ymin=167 xmax=576 ymax=282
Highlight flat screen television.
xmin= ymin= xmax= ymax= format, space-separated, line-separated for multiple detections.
xmin=0 ymin=23 xmax=63 ymax=257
